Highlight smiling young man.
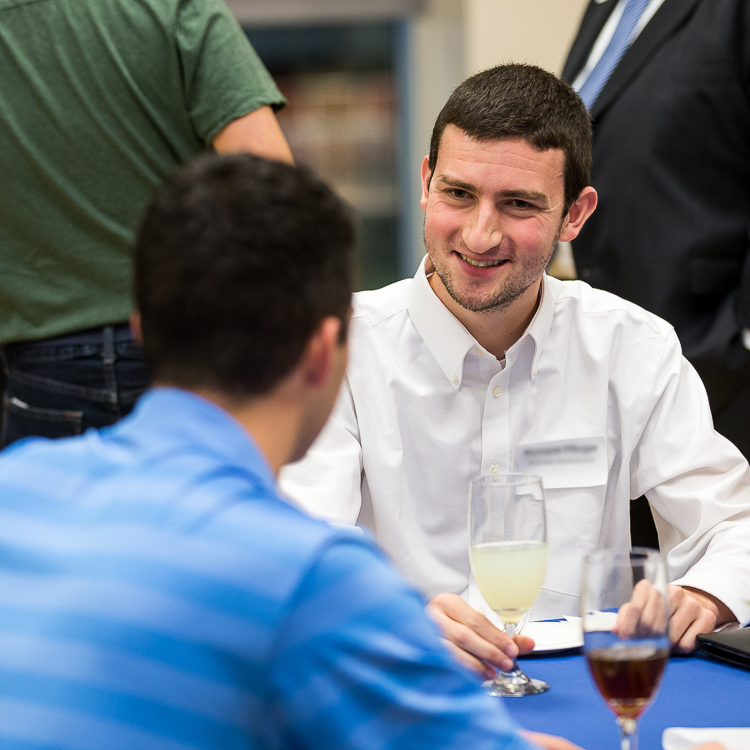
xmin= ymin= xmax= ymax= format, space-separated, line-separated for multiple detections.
xmin=281 ymin=64 xmax=750 ymax=679
xmin=421 ymin=126 xmax=595 ymax=362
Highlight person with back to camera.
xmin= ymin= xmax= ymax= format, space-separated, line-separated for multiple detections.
xmin=0 ymin=151 xmax=594 ymax=750
xmin=280 ymin=63 xmax=750 ymax=680
xmin=0 ymin=0 xmax=292 ymax=447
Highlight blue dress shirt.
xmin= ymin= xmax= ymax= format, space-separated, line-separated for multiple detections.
xmin=0 ymin=388 xmax=529 ymax=750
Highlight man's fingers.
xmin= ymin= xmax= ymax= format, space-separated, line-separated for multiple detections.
xmin=640 ymin=584 xmax=669 ymax=636
xmin=441 ymin=638 xmax=496 ymax=680
xmin=431 ymin=609 xmax=518 ymax=672
xmin=428 ymin=593 xmax=519 ymax=652
xmin=515 ymin=634 xmax=536 ymax=655
xmin=615 ymin=580 xmax=668 ymax=638
xmin=669 ymin=587 xmax=717 ymax=652
xmin=615 ymin=584 xmax=717 ymax=653
xmin=427 ymin=593 xmax=527 ymax=672
xmin=520 ymin=730 xmax=585 ymax=750
xmin=673 ymin=618 xmax=710 ymax=653
xmin=671 ymin=605 xmax=715 ymax=653
xmin=429 ymin=593 xmax=510 ymax=642
xmin=615 ymin=579 xmax=649 ymax=637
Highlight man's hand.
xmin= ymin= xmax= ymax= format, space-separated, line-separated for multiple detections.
xmin=520 ymin=731 xmax=583 ymax=750
xmin=427 ymin=593 xmax=534 ymax=679
xmin=669 ymin=585 xmax=736 ymax=652
xmin=522 ymin=733 xmax=724 ymax=750
xmin=615 ymin=581 xmax=734 ymax=652
xmin=614 ymin=578 xmax=669 ymax=640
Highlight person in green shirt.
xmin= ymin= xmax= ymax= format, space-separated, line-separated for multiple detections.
xmin=0 ymin=0 xmax=292 ymax=446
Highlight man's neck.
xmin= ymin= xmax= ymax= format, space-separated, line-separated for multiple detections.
xmin=160 ymin=383 xmax=300 ymax=476
xmin=426 ymin=268 xmax=542 ymax=360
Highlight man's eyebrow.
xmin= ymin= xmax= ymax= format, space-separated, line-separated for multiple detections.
xmin=499 ymin=189 xmax=550 ymax=207
xmin=434 ymin=175 xmax=476 ymax=192
xmin=435 ymin=174 xmax=551 ymax=207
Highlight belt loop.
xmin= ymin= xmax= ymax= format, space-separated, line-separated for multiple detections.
xmin=102 ymin=325 xmax=116 ymax=366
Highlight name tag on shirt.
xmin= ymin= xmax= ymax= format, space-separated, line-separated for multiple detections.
xmin=515 ymin=437 xmax=607 ymax=489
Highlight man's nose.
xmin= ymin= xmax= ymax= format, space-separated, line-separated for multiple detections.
xmin=462 ymin=204 xmax=502 ymax=253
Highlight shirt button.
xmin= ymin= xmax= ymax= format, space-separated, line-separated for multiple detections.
xmin=475 ymin=348 xmax=485 ymax=357
xmin=532 ymin=366 xmax=538 ymax=375
xmin=450 ymin=375 xmax=459 ymax=385
xmin=490 ymin=464 xmax=500 ymax=475
xmin=493 ymin=386 xmax=502 ymax=397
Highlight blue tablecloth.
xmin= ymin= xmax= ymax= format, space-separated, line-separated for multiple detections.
xmin=504 ymin=649 xmax=748 ymax=748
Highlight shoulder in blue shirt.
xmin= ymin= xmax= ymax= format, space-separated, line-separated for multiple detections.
xmin=0 ymin=388 xmax=529 ymax=750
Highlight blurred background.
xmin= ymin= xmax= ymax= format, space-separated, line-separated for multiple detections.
xmin=228 ymin=0 xmax=589 ymax=290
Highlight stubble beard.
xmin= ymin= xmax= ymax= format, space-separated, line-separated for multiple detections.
xmin=424 ymin=228 xmax=561 ymax=315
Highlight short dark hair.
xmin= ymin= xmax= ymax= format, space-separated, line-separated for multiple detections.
xmin=428 ymin=63 xmax=592 ymax=212
xmin=135 ymin=154 xmax=354 ymax=397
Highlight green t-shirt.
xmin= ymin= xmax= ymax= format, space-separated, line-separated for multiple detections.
xmin=0 ymin=0 xmax=285 ymax=345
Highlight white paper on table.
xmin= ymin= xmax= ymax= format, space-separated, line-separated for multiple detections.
xmin=662 ymin=727 xmax=750 ymax=750
xmin=582 ymin=610 xmax=619 ymax=631
xmin=523 ymin=617 xmax=583 ymax=651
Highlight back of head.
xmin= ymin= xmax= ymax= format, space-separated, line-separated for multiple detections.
xmin=135 ymin=154 xmax=354 ymax=397
xmin=428 ymin=63 xmax=592 ymax=211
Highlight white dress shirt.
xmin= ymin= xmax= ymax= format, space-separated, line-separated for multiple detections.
xmin=280 ymin=257 xmax=750 ymax=624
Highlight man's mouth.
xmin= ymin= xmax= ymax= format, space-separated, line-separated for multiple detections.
xmin=458 ymin=252 xmax=505 ymax=268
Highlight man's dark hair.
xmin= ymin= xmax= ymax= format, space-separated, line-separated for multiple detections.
xmin=135 ymin=154 xmax=354 ymax=397
xmin=428 ymin=63 xmax=592 ymax=212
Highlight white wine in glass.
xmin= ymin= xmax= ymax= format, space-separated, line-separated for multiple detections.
xmin=468 ymin=474 xmax=549 ymax=696
xmin=581 ymin=548 xmax=671 ymax=750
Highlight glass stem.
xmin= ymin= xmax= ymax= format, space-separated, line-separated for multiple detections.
xmin=617 ymin=717 xmax=638 ymax=750
xmin=501 ymin=621 xmax=522 ymax=675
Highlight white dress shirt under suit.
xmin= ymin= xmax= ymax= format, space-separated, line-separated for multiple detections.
xmin=280 ymin=257 xmax=750 ymax=624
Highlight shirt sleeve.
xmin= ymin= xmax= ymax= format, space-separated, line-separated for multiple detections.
xmin=631 ymin=330 xmax=750 ymax=624
xmin=175 ymin=0 xmax=286 ymax=144
xmin=269 ymin=537 xmax=533 ymax=750
xmin=279 ymin=376 xmax=364 ymax=524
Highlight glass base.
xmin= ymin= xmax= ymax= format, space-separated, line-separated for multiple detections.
xmin=482 ymin=668 xmax=550 ymax=697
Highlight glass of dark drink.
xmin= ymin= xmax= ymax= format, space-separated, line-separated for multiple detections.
xmin=581 ymin=548 xmax=671 ymax=750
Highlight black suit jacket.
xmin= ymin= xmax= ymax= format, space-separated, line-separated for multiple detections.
xmin=562 ymin=0 xmax=750 ymax=458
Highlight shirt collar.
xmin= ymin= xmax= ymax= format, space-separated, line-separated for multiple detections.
xmin=525 ymin=273 xmax=554 ymax=375
xmin=408 ymin=256 xmax=477 ymax=389
xmin=110 ymin=387 xmax=277 ymax=495
xmin=407 ymin=255 xmax=555 ymax=388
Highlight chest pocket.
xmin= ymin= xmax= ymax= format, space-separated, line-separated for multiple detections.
xmin=516 ymin=438 xmax=608 ymax=597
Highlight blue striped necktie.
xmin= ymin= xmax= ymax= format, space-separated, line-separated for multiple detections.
xmin=577 ymin=0 xmax=652 ymax=110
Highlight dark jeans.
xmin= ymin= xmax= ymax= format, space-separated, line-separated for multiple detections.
xmin=1 ymin=324 xmax=150 ymax=448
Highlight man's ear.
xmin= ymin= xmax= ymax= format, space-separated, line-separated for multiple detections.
xmin=129 ymin=311 xmax=143 ymax=347
xmin=301 ymin=316 xmax=342 ymax=389
xmin=559 ymin=187 xmax=598 ymax=243
xmin=420 ymin=155 xmax=432 ymax=212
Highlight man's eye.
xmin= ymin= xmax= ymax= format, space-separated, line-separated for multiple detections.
xmin=448 ymin=188 xmax=469 ymax=199
xmin=510 ymin=199 xmax=532 ymax=209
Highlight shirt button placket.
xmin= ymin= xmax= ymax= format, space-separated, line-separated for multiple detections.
xmin=483 ymin=364 xmax=510 ymax=480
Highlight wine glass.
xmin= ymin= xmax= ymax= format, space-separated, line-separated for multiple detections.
xmin=581 ymin=548 xmax=671 ymax=750
xmin=468 ymin=473 xmax=549 ymax=696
